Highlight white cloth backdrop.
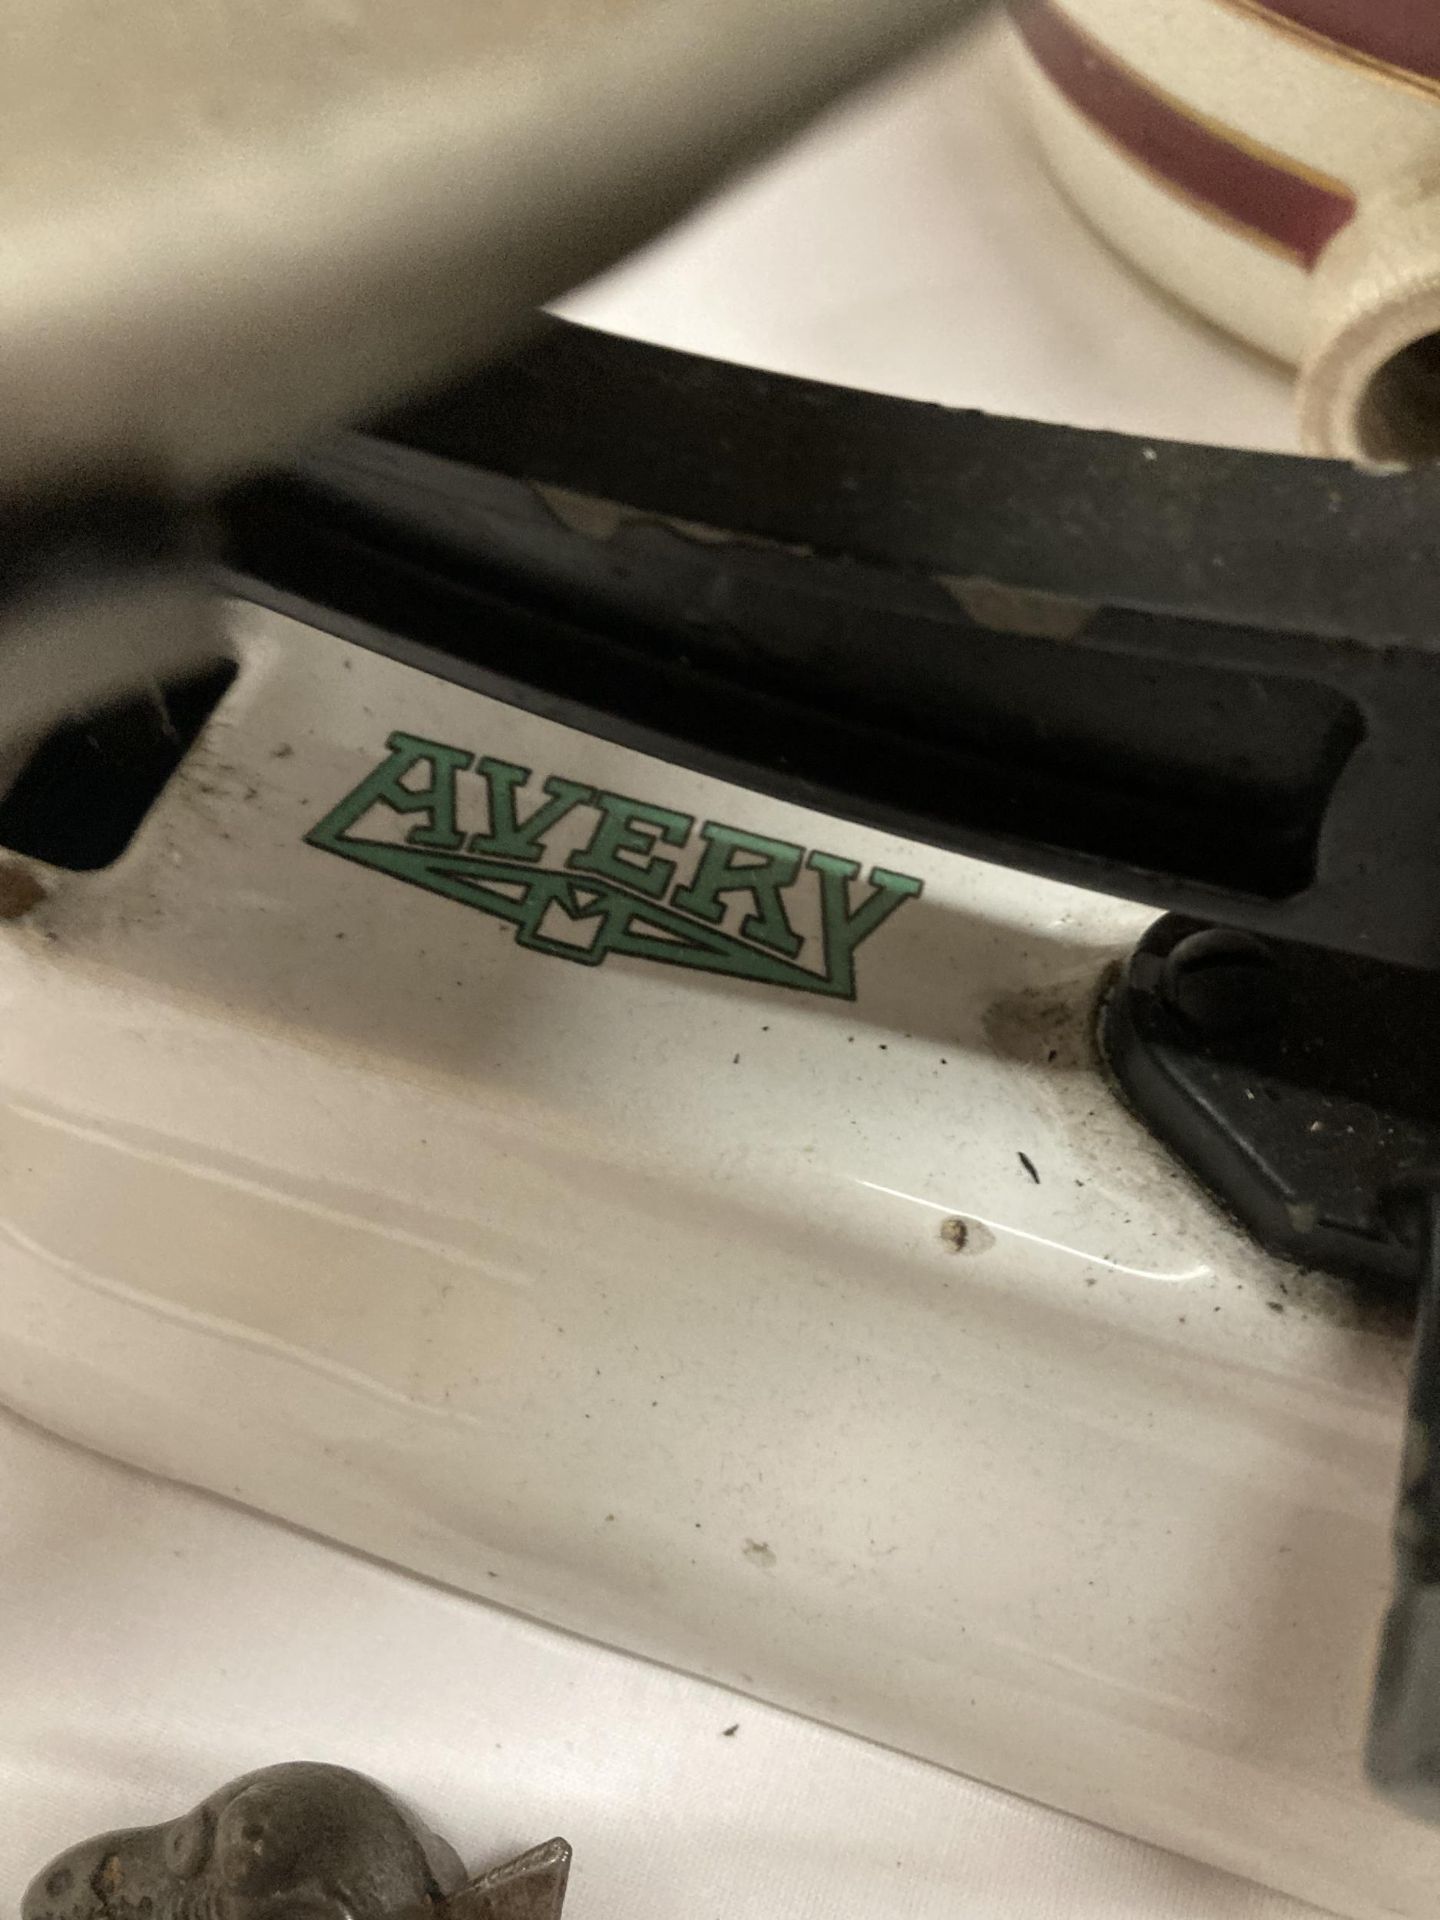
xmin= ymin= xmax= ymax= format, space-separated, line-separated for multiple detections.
xmin=3 ymin=17 xmax=1319 ymax=1919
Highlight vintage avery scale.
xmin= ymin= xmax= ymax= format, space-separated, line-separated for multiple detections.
xmin=4 ymin=3 xmax=1440 ymax=1918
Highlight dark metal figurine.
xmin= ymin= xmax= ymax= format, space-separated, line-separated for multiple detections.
xmin=23 ymin=1764 xmax=571 ymax=1920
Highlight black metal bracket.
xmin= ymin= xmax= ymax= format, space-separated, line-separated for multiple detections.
xmin=1102 ymin=917 xmax=1440 ymax=1291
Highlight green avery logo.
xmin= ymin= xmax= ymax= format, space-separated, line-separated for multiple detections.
xmin=307 ymin=732 xmax=922 ymax=1000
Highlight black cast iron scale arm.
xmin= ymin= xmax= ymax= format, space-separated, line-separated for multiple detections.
xmin=228 ymin=316 xmax=1440 ymax=973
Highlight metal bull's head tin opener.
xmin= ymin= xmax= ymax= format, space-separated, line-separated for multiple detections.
xmin=24 ymin=1767 xmax=569 ymax=1920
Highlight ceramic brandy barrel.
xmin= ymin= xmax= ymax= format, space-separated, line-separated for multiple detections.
xmin=1009 ymin=0 xmax=1440 ymax=462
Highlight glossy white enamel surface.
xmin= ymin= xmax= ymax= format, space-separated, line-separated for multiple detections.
xmin=0 ymin=606 xmax=1427 ymax=1917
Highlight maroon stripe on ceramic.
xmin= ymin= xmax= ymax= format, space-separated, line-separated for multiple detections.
xmin=1011 ymin=0 xmax=1356 ymax=268
xmin=1246 ymin=0 xmax=1440 ymax=85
